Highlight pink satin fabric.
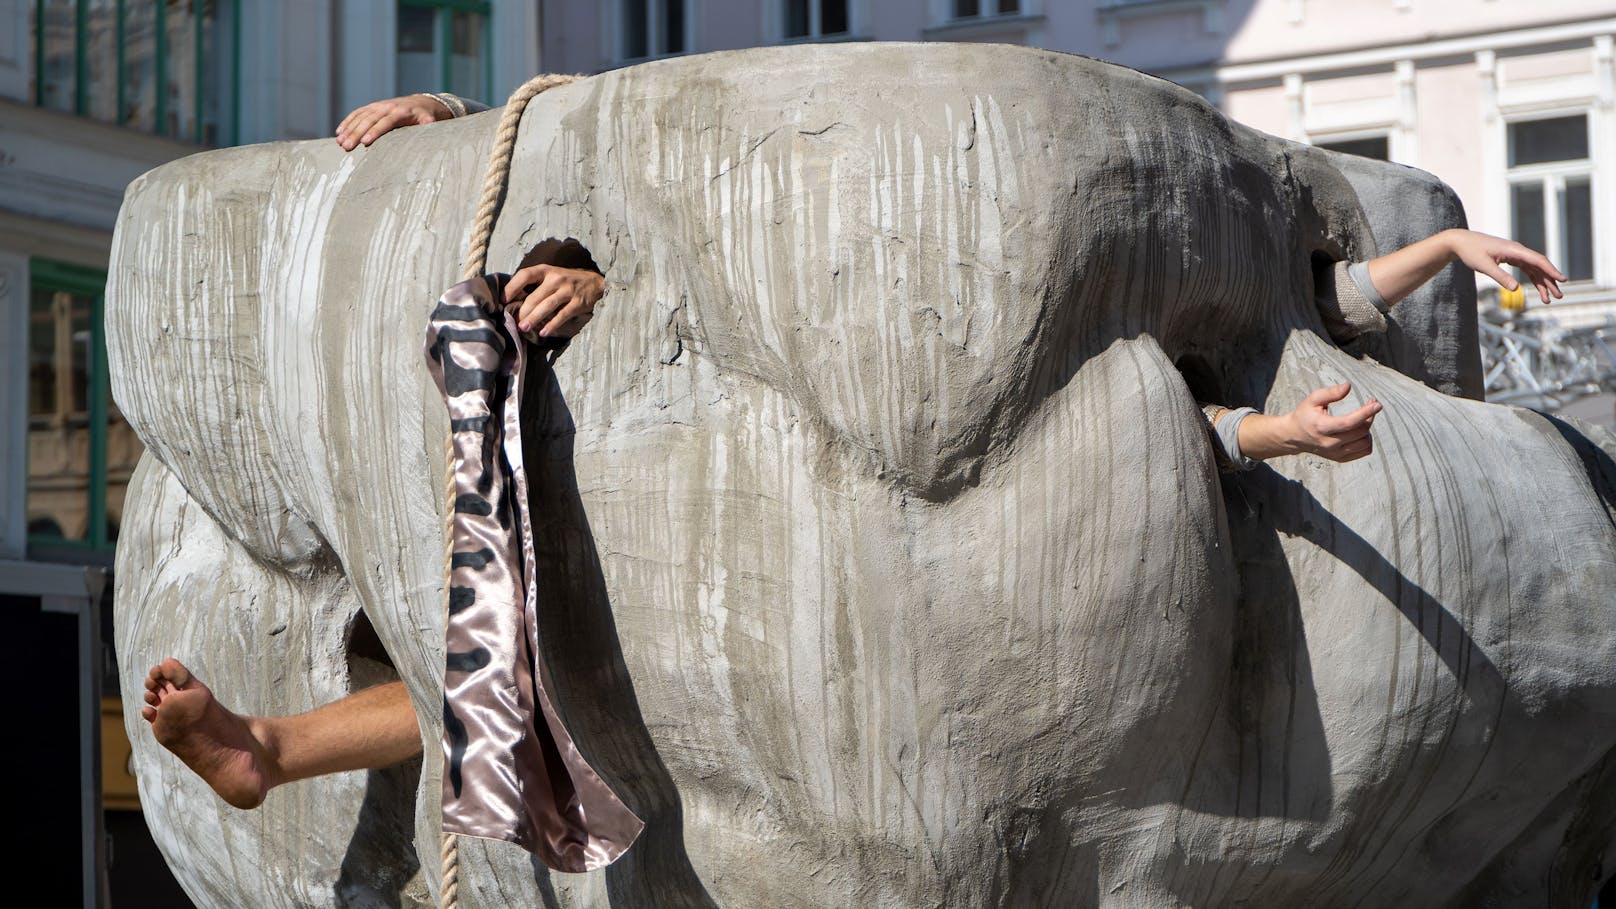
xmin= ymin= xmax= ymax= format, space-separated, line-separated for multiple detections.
xmin=424 ymin=276 xmax=643 ymax=871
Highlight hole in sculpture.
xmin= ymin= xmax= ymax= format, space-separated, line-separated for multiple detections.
xmin=344 ymin=606 xmax=397 ymax=687
xmin=517 ymin=236 xmax=600 ymax=274
xmin=1174 ymin=351 xmax=1226 ymax=408
xmin=335 ymin=605 xmax=422 ymax=904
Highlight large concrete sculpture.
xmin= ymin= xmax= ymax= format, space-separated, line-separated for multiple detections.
xmin=108 ymin=45 xmax=1616 ymax=907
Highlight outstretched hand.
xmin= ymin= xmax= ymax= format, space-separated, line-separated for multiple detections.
xmin=1238 ymin=382 xmax=1382 ymax=463
xmin=335 ymin=94 xmax=451 ymax=151
xmin=1283 ymin=383 xmax=1381 ymax=462
xmin=1447 ymin=230 xmax=1565 ymax=305
xmin=504 ymin=264 xmax=605 ymax=338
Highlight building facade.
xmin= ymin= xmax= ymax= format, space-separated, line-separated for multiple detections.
xmin=2 ymin=0 xmax=546 ymax=564
xmin=0 ymin=3 xmax=543 ymax=906
xmin=542 ymin=1 xmax=1616 ymax=328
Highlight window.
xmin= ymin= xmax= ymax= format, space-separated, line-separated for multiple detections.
xmin=26 ymin=261 xmax=143 ymax=553
xmin=950 ymin=0 xmax=1020 ymax=19
xmin=784 ymin=0 xmax=849 ymax=39
xmin=396 ymin=0 xmax=490 ymax=103
xmin=1317 ymin=135 xmax=1390 ymax=161
xmin=33 ymin=0 xmax=239 ymax=145
xmin=1507 ymin=114 xmax=1594 ymax=284
xmin=620 ymin=0 xmax=686 ymax=60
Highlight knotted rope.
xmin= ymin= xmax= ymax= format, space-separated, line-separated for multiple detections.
xmin=440 ymin=72 xmax=581 ymax=909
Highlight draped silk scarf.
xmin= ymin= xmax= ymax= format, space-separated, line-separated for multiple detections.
xmin=423 ymin=275 xmax=643 ymax=871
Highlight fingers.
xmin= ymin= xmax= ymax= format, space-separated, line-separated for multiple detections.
xmin=1289 ymin=384 xmax=1382 ymax=462
xmin=1499 ymin=243 xmax=1565 ymax=283
xmin=336 ymin=107 xmax=362 ymax=138
xmin=336 ymin=103 xmax=385 ymax=150
xmin=1480 ymin=237 xmax=1564 ymax=304
xmin=334 ymin=97 xmax=438 ymax=150
xmin=361 ymin=109 xmax=428 ymax=147
xmin=1303 ymin=382 xmax=1352 ymax=408
xmin=1310 ymin=421 xmax=1375 ymax=461
xmin=507 ymin=266 xmax=604 ymax=335
xmin=518 ymin=287 xmax=567 ymax=333
xmin=1326 ymin=435 xmax=1374 ymax=463
xmin=504 ymin=264 xmax=553 ymax=305
xmin=1512 ymin=261 xmax=1562 ymax=304
xmin=341 ymin=110 xmax=409 ymax=150
xmin=348 ymin=112 xmax=396 ymax=148
xmin=140 ymin=706 xmax=156 ymax=723
xmin=1477 ymin=259 xmax=1519 ymax=292
xmin=541 ymin=299 xmax=596 ymax=338
xmin=1318 ymin=398 xmax=1381 ymax=437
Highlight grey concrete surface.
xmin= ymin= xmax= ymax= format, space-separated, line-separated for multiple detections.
xmin=106 ymin=44 xmax=1616 ymax=908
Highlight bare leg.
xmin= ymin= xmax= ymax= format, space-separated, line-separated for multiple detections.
xmin=141 ymin=658 xmax=422 ymax=809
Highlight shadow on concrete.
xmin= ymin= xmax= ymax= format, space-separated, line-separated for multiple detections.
xmin=520 ymin=352 xmax=718 ymax=909
xmin=1247 ymin=467 xmax=1508 ymax=711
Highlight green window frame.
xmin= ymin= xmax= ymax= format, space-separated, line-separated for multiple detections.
xmin=26 ymin=260 xmax=116 ymax=553
xmin=397 ymin=0 xmax=493 ymax=105
xmin=33 ymin=0 xmax=242 ymax=146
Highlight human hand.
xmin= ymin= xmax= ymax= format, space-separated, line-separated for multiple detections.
xmin=1266 ymin=383 xmax=1382 ymax=463
xmin=1445 ymin=229 xmax=1565 ymax=305
xmin=503 ymin=265 xmax=605 ymax=338
xmin=334 ymin=95 xmax=451 ymax=151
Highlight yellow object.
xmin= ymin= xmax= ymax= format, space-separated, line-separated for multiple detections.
xmin=1500 ymin=285 xmax=1527 ymax=312
xmin=102 ymin=695 xmax=141 ymax=810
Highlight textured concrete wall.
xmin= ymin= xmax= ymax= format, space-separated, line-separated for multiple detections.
xmin=107 ymin=45 xmax=1616 ymax=908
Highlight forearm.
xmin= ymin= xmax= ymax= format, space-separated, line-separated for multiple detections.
xmin=1362 ymin=229 xmax=1459 ymax=307
xmin=1234 ymin=412 xmax=1297 ymax=461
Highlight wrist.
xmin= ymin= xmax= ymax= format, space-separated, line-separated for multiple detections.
xmin=417 ymin=92 xmax=460 ymax=119
xmin=1437 ymin=228 xmax=1465 ymax=262
xmin=1266 ymin=412 xmax=1304 ymax=457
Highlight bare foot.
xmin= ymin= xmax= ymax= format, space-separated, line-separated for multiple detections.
xmin=141 ymin=658 xmax=277 ymax=809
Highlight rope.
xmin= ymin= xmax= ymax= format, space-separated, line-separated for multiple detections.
xmin=461 ymin=73 xmax=583 ymax=282
xmin=440 ymin=72 xmax=581 ymax=909
xmin=439 ymin=830 xmax=461 ymax=908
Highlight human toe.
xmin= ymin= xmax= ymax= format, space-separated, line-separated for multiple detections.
xmin=159 ymin=657 xmax=192 ymax=687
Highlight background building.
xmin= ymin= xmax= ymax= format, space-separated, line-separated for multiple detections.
xmin=2 ymin=2 xmax=1611 ymax=905
xmin=546 ymin=0 xmax=1616 ymax=420
xmin=1 ymin=3 xmax=539 ymax=906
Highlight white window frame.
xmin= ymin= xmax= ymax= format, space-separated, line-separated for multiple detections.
xmin=1290 ymin=60 xmax=1417 ymax=164
xmin=1312 ymin=130 xmax=1394 ymax=161
xmin=769 ymin=0 xmax=861 ymax=43
xmin=607 ymin=0 xmax=696 ymax=65
xmin=931 ymin=0 xmax=1037 ymax=27
xmin=1097 ymin=0 xmax=1220 ymax=47
xmin=1479 ymin=39 xmax=1613 ymax=298
xmin=1504 ymin=112 xmax=1596 ymax=286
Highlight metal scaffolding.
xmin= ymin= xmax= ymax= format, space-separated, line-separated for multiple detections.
xmin=1478 ymin=310 xmax=1616 ymax=411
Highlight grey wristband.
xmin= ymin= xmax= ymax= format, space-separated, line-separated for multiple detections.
xmin=1347 ymin=261 xmax=1390 ymax=313
xmin=1215 ymin=406 xmax=1261 ymax=471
